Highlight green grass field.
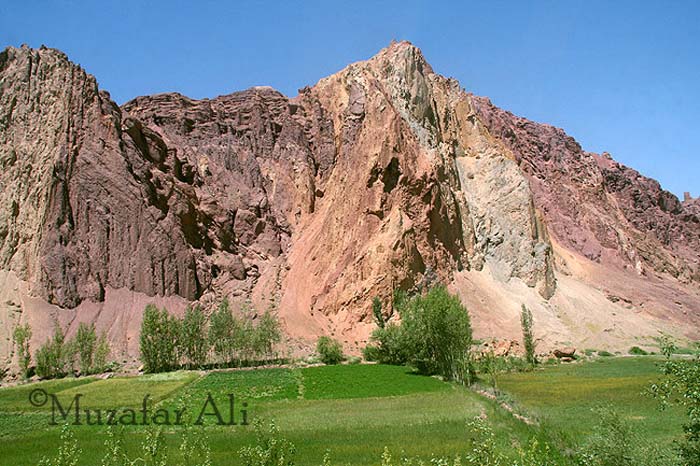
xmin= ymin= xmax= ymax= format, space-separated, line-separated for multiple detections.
xmin=0 ymin=358 xmax=688 ymax=465
xmin=498 ymin=356 xmax=686 ymax=448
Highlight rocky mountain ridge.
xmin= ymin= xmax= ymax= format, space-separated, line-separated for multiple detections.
xmin=0 ymin=42 xmax=698 ymax=365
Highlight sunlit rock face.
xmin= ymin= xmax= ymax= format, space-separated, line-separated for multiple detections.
xmin=0 ymin=41 xmax=698 ymax=363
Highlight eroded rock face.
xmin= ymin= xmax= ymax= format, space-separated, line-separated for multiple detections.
xmin=472 ymin=98 xmax=700 ymax=283
xmin=0 ymin=41 xmax=698 ymax=359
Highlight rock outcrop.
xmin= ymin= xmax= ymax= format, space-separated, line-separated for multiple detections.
xmin=0 ymin=41 xmax=698 ymax=363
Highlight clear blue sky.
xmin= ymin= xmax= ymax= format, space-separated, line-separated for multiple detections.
xmin=2 ymin=1 xmax=698 ymax=199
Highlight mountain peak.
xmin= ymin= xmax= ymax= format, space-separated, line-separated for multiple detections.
xmin=371 ymin=40 xmax=434 ymax=76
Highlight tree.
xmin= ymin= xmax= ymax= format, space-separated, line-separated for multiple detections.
xmin=316 ymin=336 xmax=344 ymax=365
xmin=253 ymin=305 xmax=282 ymax=361
xmin=520 ymin=304 xmax=536 ymax=366
xmin=12 ymin=323 xmax=32 ymax=379
xmin=372 ymin=297 xmax=385 ymax=329
xmin=74 ymin=323 xmax=97 ymax=375
xmin=208 ymin=298 xmax=237 ymax=366
xmin=399 ymin=286 xmax=473 ymax=380
xmin=35 ymin=325 xmax=68 ymax=379
xmin=181 ymin=305 xmax=209 ymax=368
xmin=140 ymin=304 xmax=180 ymax=373
xmin=93 ymin=331 xmax=111 ymax=373
xmin=364 ymin=323 xmax=407 ymax=365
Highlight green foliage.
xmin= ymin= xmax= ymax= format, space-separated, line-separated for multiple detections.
xmin=253 ymin=305 xmax=282 ymax=360
xmin=36 ymin=325 xmax=69 ymax=379
xmin=364 ymin=323 xmax=407 ymax=365
xmin=239 ymin=420 xmax=296 ymax=466
xmin=520 ymin=304 xmax=536 ymax=366
xmin=316 ymin=336 xmax=344 ymax=365
xmin=464 ymin=416 xmax=507 ymax=466
xmin=140 ymin=304 xmax=181 ymax=373
xmin=181 ymin=305 xmax=209 ymax=368
xmin=208 ymin=298 xmax=240 ymax=365
xmin=74 ymin=322 xmax=97 ymax=375
xmin=12 ymin=323 xmax=32 ymax=378
xmin=39 ymin=424 xmax=81 ymax=466
xmin=650 ymin=338 xmax=700 ymax=465
xmin=577 ymin=406 xmax=636 ymax=466
xmin=372 ymin=296 xmax=385 ymax=329
xmin=628 ymin=346 xmax=648 ymax=356
xmin=93 ymin=331 xmax=111 ymax=373
xmin=373 ymin=286 xmax=473 ymax=381
xmin=597 ymin=351 xmax=613 ymax=357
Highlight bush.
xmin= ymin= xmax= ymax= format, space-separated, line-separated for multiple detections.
xmin=316 ymin=336 xmax=344 ymax=365
xmin=12 ymin=323 xmax=32 ymax=379
xmin=140 ymin=304 xmax=180 ymax=373
xmin=629 ymin=346 xmax=648 ymax=356
xmin=35 ymin=325 xmax=69 ymax=379
xmin=598 ymin=350 xmax=613 ymax=357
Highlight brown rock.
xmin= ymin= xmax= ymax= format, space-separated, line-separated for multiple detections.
xmin=554 ymin=347 xmax=577 ymax=359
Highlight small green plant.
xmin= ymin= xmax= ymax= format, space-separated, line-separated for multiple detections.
xmin=598 ymin=350 xmax=613 ymax=357
xmin=39 ymin=424 xmax=81 ymax=466
xmin=239 ymin=420 xmax=296 ymax=466
xmin=464 ymin=417 xmax=507 ymax=466
xmin=316 ymin=336 xmax=344 ymax=365
xmin=12 ymin=323 xmax=32 ymax=379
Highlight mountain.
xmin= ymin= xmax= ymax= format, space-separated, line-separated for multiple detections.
xmin=0 ymin=42 xmax=698 ymax=366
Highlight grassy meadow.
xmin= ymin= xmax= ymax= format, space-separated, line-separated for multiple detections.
xmin=0 ymin=358 xmax=688 ymax=465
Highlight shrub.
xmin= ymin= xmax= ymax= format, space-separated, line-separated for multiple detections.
xmin=12 ymin=323 xmax=32 ymax=379
xmin=140 ymin=304 xmax=180 ymax=373
xmin=316 ymin=336 xmax=344 ymax=365
xmin=74 ymin=323 xmax=97 ymax=375
xmin=35 ymin=325 xmax=69 ymax=379
xmin=598 ymin=350 xmax=613 ymax=357
xmin=629 ymin=346 xmax=648 ymax=356
xmin=521 ymin=304 xmax=536 ymax=366
xmin=181 ymin=305 xmax=209 ymax=368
